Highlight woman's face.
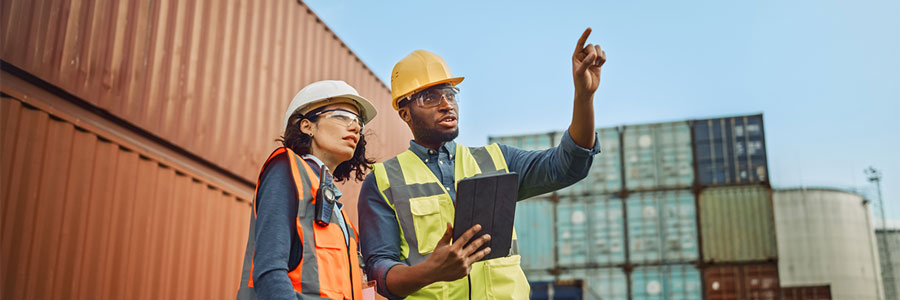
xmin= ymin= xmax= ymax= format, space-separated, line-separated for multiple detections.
xmin=301 ymin=102 xmax=363 ymax=165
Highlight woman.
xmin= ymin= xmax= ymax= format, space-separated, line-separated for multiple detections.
xmin=237 ymin=80 xmax=378 ymax=300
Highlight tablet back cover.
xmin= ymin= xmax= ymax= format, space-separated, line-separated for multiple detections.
xmin=453 ymin=172 xmax=518 ymax=261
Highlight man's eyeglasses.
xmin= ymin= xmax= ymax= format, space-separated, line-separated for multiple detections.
xmin=401 ymin=85 xmax=460 ymax=108
xmin=312 ymin=109 xmax=365 ymax=133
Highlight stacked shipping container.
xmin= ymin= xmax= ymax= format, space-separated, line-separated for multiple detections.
xmin=692 ymin=116 xmax=779 ymax=299
xmin=490 ymin=114 xmax=774 ymax=299
xmin=1 ymin=0 xmax=411 ymax=298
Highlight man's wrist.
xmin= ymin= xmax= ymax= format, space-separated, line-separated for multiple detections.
xmin=574 ymin=91 xmax=594 ymax=102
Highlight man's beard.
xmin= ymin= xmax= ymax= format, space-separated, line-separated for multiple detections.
xmin=410 ymin=109 xmax=459 ymax=146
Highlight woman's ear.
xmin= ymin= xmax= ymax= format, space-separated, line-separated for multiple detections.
xmin=299 ymin=118 xmax=316 ymax=137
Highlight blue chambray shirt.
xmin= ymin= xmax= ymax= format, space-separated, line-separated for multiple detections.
xmin=357 ymin=131 xmax=601 ymax=299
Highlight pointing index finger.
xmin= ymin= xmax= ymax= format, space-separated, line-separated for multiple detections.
xmin=574 ymin=27 xmax=592 ymax=55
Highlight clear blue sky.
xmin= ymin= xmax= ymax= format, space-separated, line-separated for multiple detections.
xmin=305 ymin=0 xmax=899 ymax=221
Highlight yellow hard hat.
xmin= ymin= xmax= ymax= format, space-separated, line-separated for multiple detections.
xmin=390 ymin=50 xmax=464 ymax=110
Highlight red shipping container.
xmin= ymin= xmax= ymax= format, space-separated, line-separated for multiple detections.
xmin=781 ymin=286 xmax=831 ymax=300
xmin=704 ymin=263 xmax=781 ymax=300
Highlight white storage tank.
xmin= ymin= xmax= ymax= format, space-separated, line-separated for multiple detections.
xmin=774 ymin=188 xmax=884 ymax=300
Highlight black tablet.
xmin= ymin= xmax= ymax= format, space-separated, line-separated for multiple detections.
xmin=452 ymin=172 xmax=518 ymax=261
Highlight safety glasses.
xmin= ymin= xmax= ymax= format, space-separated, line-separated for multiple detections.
xmin=313 ymin=108 xmax=365 ymax=133
xmin=405 ymin=85 xmax=460 ymax=108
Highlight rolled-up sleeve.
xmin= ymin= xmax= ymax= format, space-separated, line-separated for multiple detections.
xmin=357 ymin=173 xmax=405 ymax=300
xmin=501 ymin=130 xmax=602 ymax=200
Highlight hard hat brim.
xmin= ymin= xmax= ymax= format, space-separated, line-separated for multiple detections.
xmin=392 ymin=76 xmax=464 ymax=110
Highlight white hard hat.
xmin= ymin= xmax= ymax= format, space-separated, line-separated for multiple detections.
xmin=282 ymin=80 xmax=378 ymax=132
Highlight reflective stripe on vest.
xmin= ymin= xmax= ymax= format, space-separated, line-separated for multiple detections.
xmin=372 ymin=143 xmax=530 ymax=299
xmin=237 ymin=148 xmax=362 ymax=300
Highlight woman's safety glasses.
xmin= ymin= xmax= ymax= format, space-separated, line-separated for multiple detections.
xmin=313 ymin=109 xmax=365 ymax=133
xmin=405 ymin=85 xmax=460 ymax=108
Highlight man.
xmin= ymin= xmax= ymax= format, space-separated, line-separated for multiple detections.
xmin=358 ymin=28 xmax=606 ymax=299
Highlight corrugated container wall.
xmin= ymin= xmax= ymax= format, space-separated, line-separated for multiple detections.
xmin=692 ymin=115 xmax=768 ymax=187
xmin=556 ymin=127 xmax=623 ymax=196
xmin=515 ymin=197 xmax=557 ymax=271
xmin=1 ymin=0 xmax=410 ymax=299
xmin=781 ymin=286 xmax=832 ymax=300
xmin=0 ymin=0 xmax=413 ymax=225
xmin=774 ymin=189 xmax=884 ymax=300
xmin=703 ymin=263 xmax=781 ymax=300
xmin=876 ymin=229 xmax=900 ymax=300
xmin=630 ymin=264 xmax=702 ymax=300
xmin=1 ymin=95 xmax=249 ymax=300
xmin=699 ymin=185 xmax=777 ymax=263
xmin=625 ymin=190 xmax=698 ymax=264
xmin=489 ymin=132 xmax=554 ymax=151
xmin=622 ymin=121 xmax=693 ymax=191
xmin=557 ymin=195 xmax=625 ymax=268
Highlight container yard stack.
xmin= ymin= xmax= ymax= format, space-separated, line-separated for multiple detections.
xmin=491 ymin=129 xmax=632 ymax=300
xmin=773 ymin=188 xmax=885 ymax=300
xmin=692 ymin=115 xmax=781 ymax=300
xmin=490 ymin=114 xmax=775 ymax=299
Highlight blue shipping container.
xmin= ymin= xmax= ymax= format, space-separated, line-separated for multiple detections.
xmin=627 ymin=190 xmax=699 ymax=264
xmin=557 ymin=268 xmax=628 ymax=300
xmin=557 ymin=195 xmax=626 ymax=268
xmin=489 ymin=132 xmax=555 ymax=151
xmin=515 ymin=198 xmax=557 ymax=270
xmin=557 ymin=127 xmax=623 ymax=196
xmin=631 ymin=264 xmax=703 ymax=300
xmin=693 ymin=115 xmax=769 ymax=186
xmin=623 ymin=121 xmax=694 ymax=191
xmin=530 ymin=280 xmax=585 ymax=300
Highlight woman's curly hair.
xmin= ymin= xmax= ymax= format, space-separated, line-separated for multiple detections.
xmin=278 ymin=106 xmax=374 ymax=182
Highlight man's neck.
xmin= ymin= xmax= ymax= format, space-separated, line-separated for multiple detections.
xmin=413 ymin=140 xmax=446 ymax=151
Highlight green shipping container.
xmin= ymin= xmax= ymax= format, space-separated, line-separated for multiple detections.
xmin=699 ymin=185 xmax=777 ymax=263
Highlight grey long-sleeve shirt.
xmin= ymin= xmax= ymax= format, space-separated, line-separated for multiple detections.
xmin=357 ymin=131 xmax=601 ymax=299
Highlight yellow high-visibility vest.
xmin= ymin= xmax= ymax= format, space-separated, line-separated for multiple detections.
xmin=372 ymin=143 xmax=530 ymax=299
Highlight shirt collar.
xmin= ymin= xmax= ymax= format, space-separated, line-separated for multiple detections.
xmin=300 ymin=154 xmax=343 ymax=201
xmin=408 ymin=140 xmax=456 ymax=161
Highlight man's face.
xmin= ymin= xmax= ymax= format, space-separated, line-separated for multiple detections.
xmin=400 ymin=85 xmax=460 ymax=146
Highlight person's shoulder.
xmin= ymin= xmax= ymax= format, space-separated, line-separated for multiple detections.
xmin=259 ymin=150 xmax=294 ymax=182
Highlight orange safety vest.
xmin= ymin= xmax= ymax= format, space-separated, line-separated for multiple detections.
xmin=237 ymin=148 xmax=363 ymax=300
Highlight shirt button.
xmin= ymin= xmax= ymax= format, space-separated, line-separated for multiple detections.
xmin=428 ymin=150 xmax=436 ymax=155
xmin=439 ymin=161 xmax=443 ymax=165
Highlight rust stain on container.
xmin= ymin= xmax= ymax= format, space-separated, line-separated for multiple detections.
xmin=0 ymin=0 xmax=412 ymax=189
xmin=1 ymin=94 xmax=251 ymax=299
